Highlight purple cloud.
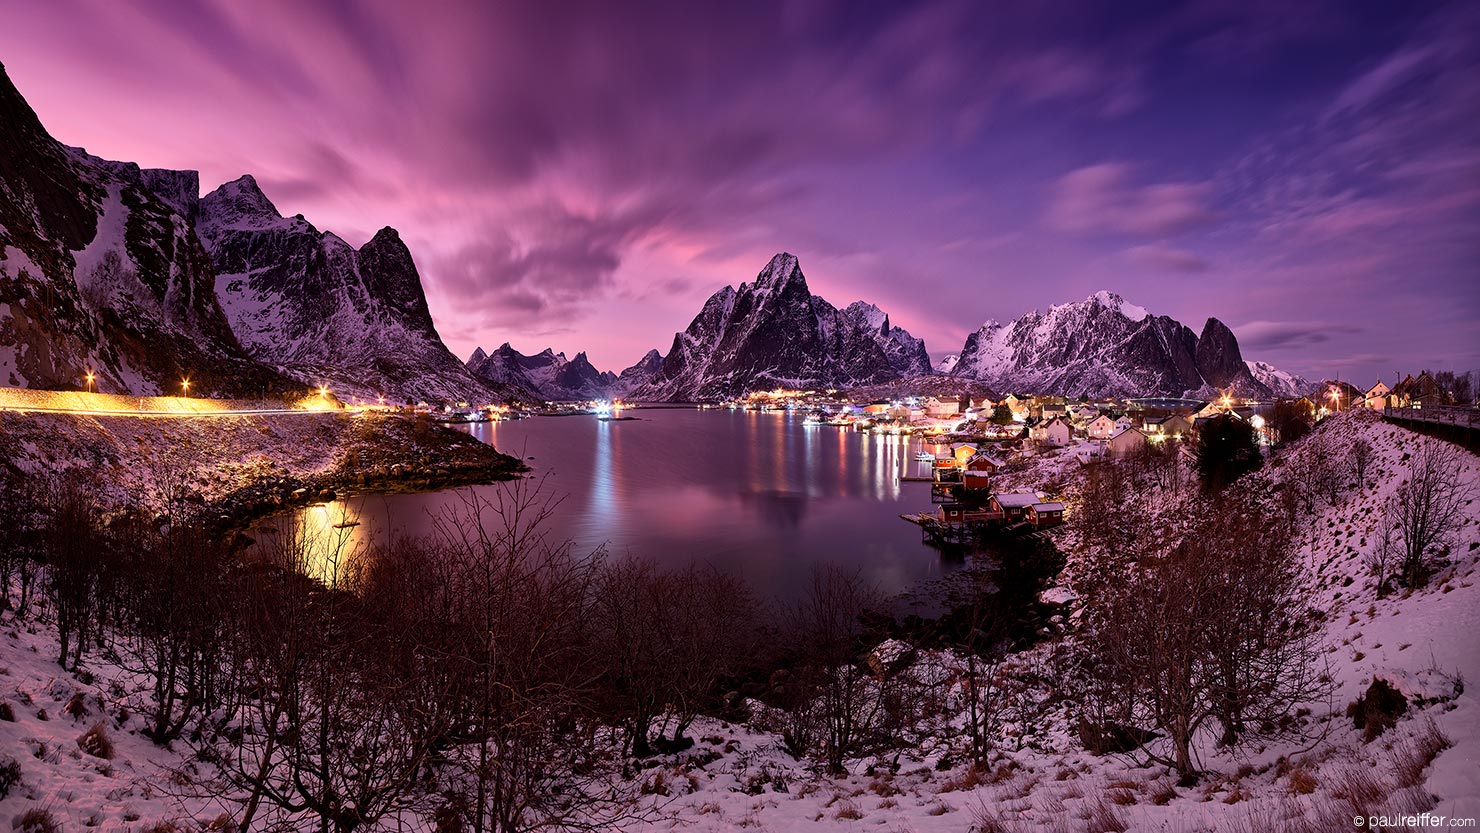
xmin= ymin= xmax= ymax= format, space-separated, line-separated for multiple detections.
xmin=1234 ymin=321 xmax=1364 ymax=351
xmin=1048 ymin=163 xmax=1218 ymax=237
xmin=1124 ymin=242 xmax=1210 ymax=272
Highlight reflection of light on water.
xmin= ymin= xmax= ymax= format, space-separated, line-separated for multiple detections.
xmin=803 ymin=418 xmax=816 ymax=496
xmin=284 ymin=501 xmax=367 ymax=589
xmin=590 ymin=419 xmax=617 ymax=534
xmin=775 ymin=413 xmax=788 ymax=492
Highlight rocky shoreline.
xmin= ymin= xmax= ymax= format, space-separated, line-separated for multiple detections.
xmin=0 ymin=410 xmax=524 ymax=531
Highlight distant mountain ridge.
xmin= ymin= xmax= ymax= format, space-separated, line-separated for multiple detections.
xmin=1245 ymin=360 xmax=1317 ymax=397
xmin=946 ymin=291 xmax=1273 ymax=398
xmin=466 ymin=342 xmax=637 ymax=401
xmin=633 ymin=253 xmax=931 ymax=400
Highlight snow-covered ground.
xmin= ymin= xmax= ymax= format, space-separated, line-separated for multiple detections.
xmin=1 ymin=409 xmax=1476 ymax=831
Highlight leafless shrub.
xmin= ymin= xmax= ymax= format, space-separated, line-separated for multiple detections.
xmin=1083 ymin=796 xmax=1128 ymax=833
xmin=17 ymin=807 xmax=60 ymax=833
xmin=1389 ymin=717 xmax=1452 ymax=787
xmin=77 ymin=721 xmax=114 ymax=759
xmin=1333 ymin=766 xmax=1389 ymax=817
xmin=1287 ymin=767 xmax=1318 ymax=795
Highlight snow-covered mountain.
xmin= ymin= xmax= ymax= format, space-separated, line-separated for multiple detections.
xmin=934 ymin=354 xmax=960 ymax=374
xmin=1245 ymin=360 xmax=1316 ymax=398
xmin=0 ymin=62 xmax=290 ymax=396
xmin=634 ymin=253 xmax=931 ymax=400
xmin=948 ymin=291 xmax=1270 ymax=398
xmin=466 ymin=343 xmax=619 ymax=401
xmin=197 ymin=176 xmax=500 ymax=404
xmin=613 ymin=349 xmax=665 ymax=396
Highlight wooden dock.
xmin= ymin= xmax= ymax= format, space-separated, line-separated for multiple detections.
xmin=901 ymin=512 xmax=1003 ymax=548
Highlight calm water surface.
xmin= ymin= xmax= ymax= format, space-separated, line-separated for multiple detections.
xmin=272 ymin=408 xmax=960 ymax=601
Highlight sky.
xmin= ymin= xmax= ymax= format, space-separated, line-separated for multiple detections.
xmin=1 ymin=0 xmax=1476 ymax=382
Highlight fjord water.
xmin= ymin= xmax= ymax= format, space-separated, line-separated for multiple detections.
xmin=279 ymin=408 xmax=958 ymax=601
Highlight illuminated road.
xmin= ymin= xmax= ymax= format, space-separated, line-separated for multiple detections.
xmin=0 ymin=404 xmax=348 ymax=417
xmin=0 ymin=386 xmax=379 ymax=418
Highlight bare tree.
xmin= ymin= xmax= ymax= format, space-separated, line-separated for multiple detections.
xmin=957 ymin=571 xmax=1010 ymax=768
xmin=116 ymin=522 xmax=235 ymax=743
xmin=1366 ymin=507 xmax=1400 ymax=599
xmin=592 ymin=559 xmax=759 ymax=756
xmin=192 ymin=519 xmax=441 ymax=833
xmin=1075 ymin=496 xmax=1331 ymax=780
xmin=1392 ymin=438 xmax=1474 ymax=588
xmin=429 ymin=481 xmax=637 ymax=833
xmin=0 ymin=477 xmax=41 ymax=616
xmin=1350 ymin=438 xmax=1374 ymax=491
xmin=44 ymin=479 xmax=106 ymax=671
xmin=782 ymin=565 xmax=888 ymax=775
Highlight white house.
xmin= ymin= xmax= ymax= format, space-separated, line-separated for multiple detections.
xmin=1087 ymin=414 xmax=1118 ymax=440
xmin=924 ymin=397 xmax=961 ymax=418
xmin=1363 ymin=380 xmax=1391 ymax=411
xmin=1107 ymin=426 xmax=1149 ymax=455
xmin=1030 ymin=417 xmax=1071 ymax=448
xmin=1115 ymin=415 xmax=1134 ymax=432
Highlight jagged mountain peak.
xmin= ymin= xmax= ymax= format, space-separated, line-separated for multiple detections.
xmin=751 ymin=252 xmax=803 ymax=292
xmin=197 ymin=175 xmax=309 ymax=245
xmin=197 ymin=173 xmax=494 ymax=403
xmin=1085 ymin=290 xmax=1150 ymax=322
xmin=634 ymin=253 xmax=930 ymax=400
xmin=466 ymin=346 xmax=489 ymax=371
xmin=367 ymin=226 xmax=402 ymax=245
xmin=207 ymin=174 xmax=278 ymax=216
xmin=467 ymin=341 xmax=613 ymax=401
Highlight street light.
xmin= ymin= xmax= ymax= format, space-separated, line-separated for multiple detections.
xmin=84 ymin=371 xmax=94 ymax=394
xmin=181 ymin=378 xmax=190 ymax=396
